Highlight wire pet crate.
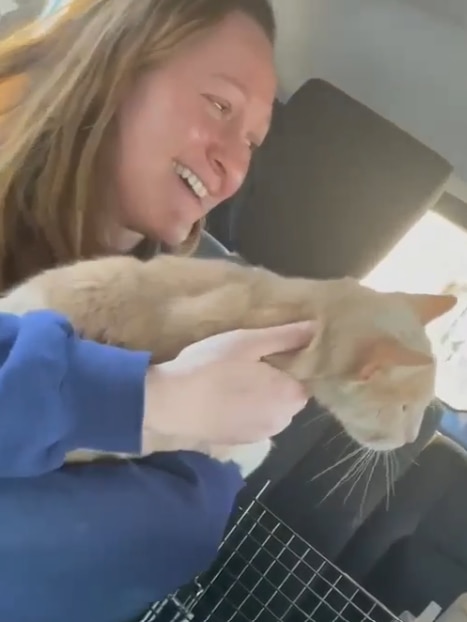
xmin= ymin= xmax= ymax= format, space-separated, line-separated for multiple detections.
xmin=139 ymin=483 xmax=401 ymax=622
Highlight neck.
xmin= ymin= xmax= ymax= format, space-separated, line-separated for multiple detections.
xmin=115 ymin=228 xmax=145 ymax=253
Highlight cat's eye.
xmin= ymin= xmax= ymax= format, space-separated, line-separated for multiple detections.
xmin=402 ymin=404 xmax=408 ymax=412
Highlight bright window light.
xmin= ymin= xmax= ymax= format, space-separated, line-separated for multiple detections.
xmin=362 ymin=210 xmax=467 ymax=410
xmin=362 ymin=210 xmax=467 ymax=296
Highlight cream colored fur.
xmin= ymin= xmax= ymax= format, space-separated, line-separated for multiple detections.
xmin=0 ymin=255 xmax=456 ymax=477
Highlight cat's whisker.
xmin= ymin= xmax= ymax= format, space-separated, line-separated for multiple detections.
xmin=324 ymin=429 xmax=348 ymax=448
xmin=345 ymin=449 xmax=371 ymax=486
xmin=386 ymin=452 xmax=393 ymax=501
xmin=359 ymin=451 xmax=379 ymax=516
xmin=344 ymin=449 xmax=374 ymax=506
xmin=383 ymin=452 xmax=391 ymax=510
xmin=381 ymin=450 xmax=399 ymax=510
xmin=317 ymin=438 xmax=358 ymax=486
xmin=339 ymin=451 xmax=369 ymax=493
xmin=310 ymin=446 xmax=363 ymax=483
xmin=302 ymin=415 xmax=329 ymax=429
xmin=335 ymin=438 xmax=358 ymax=462
xmin=390 ymin=451 xmax=399 ymax=495
xmin=319 ymin=447 xmax=369 ymax=504
xmin=302 ymin=408 xmax=329 ymax=428
xmin=317 ymin=453 xmax=365 ymax=504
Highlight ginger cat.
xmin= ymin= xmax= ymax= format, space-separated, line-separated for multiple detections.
xmin=0 ymin=254 xmax=456 ymax=477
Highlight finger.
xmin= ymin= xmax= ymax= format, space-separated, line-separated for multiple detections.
xmin=238 ymin=320 xmax=319 ymax=359
xmin=270 ymin=367 xmax=309 ymax=410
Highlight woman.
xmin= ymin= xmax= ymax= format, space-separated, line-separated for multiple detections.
xmin=0 ymin=2 xmax=314 ymax=621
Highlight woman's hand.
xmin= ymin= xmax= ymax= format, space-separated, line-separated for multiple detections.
xmin=143 ymin=321 xmax=316 ymax=446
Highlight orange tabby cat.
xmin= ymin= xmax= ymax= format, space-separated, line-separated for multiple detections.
xmin=0 ymin=254 xmax=456 ymax=477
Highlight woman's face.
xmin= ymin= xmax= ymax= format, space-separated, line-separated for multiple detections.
xmin=114 ymin=11 xmax=277 ymax=248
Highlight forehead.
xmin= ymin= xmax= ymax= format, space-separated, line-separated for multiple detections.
xmin=164 ymin=12 xmax=277 ymax=108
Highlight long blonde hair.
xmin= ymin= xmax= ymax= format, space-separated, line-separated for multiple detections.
xmin=0 ymin=0 xmax=275 ymax=290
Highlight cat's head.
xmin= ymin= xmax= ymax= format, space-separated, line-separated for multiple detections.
xmin=302 ymin=280 xmax=456 ymax=451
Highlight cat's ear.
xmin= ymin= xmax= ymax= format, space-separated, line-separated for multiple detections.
xmin=398 ymin=293 xmax=457 ymax=326
xmin=353 ymin=337 xmax=433 ymax=382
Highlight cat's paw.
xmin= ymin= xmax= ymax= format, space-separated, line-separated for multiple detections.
xmin=209 ymin=439 xmax=273 ymax=478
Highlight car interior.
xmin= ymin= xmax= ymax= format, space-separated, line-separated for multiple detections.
xmin=3 ymin=2 xmax=467 ymax=622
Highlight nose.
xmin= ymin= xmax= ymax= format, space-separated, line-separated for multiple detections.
xmin=207 ymin=139 xmax=251 ymax=202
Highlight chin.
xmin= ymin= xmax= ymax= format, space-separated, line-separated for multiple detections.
xmin=160 ymin=222 xmax=194 ymax=247
xmin=355 ymin=435 xmax=403 ymax=452
xmin=343 ymin=424 xmax=403 ymax=452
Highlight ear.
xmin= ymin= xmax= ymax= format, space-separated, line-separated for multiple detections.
xmin=397 ymin=293 xmax=457 ymax=326
xmin=353 ymin=337 xmax=433 ymax=382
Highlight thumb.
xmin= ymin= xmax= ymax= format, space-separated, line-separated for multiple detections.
xmin=236 ymin=320 xmax=319 ymax=359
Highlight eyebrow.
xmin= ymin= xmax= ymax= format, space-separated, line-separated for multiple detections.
xmin=211 ymin=72 xmax=248 ymax=96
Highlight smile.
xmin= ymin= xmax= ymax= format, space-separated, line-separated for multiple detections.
xmin=173 ymin=162 xmax=208 ymax=199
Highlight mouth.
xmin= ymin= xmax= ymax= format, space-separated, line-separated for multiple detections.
xmin=355 ymin=432 xmax=402 ymax=452
xmin=173 ymin=161 xmax=208 ymax=200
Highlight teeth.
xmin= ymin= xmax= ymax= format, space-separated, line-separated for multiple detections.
xmin=173 ymin=162 xmax=208 ymax=199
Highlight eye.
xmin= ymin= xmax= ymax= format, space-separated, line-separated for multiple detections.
xmin=203 ymin=94 xmax=260 ymax=153
xmin=402 ymin=404 xmax=408 ymax=413
xmin=214 ymin=100 xmax=230 ymax=114
xmin=204 ymin=94 xmax=231 ymax=116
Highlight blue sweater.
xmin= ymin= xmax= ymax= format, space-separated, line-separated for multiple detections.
xmin=0 ymin=310 xmax=244 ymax=622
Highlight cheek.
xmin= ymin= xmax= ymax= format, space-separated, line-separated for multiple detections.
xmin=120 ymin=100 xmax=177 ymax=161
xmin=184 ymin=110 xmax=219 ymax=148
xmin=379 ymin=406 xmax=423 ymax=445
xmin=353 ymin=403 xmax=401 ymax=441
xmin=115 ymin=95 xmax=191 ymax=202
xmin=118 ymin=77 xmax=192 ymax=162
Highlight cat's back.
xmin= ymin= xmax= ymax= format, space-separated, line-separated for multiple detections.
xmin=0 ymin=254 xmax=255 ymax=353
xmin=0 ymin=256 xmax=146 ymax=316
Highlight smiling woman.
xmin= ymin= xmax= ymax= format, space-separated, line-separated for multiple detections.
xmin=0 ymin=0 xmax=277 ymax=289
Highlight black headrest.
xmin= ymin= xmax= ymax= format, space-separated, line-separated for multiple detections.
xmin=234 ymin=79 xmax=452 ymax=279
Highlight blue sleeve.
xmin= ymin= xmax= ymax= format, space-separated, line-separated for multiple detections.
xmin=0 ymin=310 xmax=151 ymax=477
xmin=0 ymin=451 xmax=244 ymax=622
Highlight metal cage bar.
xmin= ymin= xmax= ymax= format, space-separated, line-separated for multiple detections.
xmin=139 ymin=483 xmax=401 ymax=622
